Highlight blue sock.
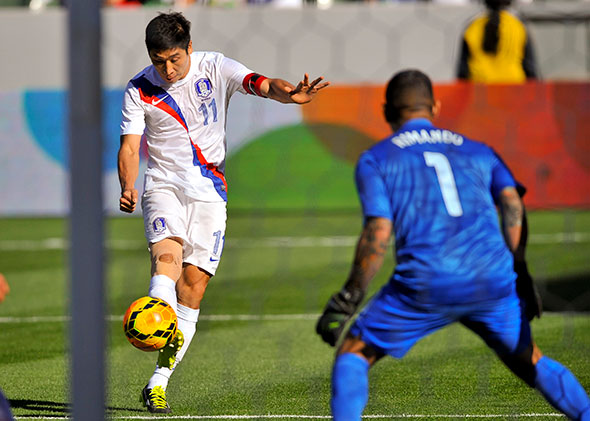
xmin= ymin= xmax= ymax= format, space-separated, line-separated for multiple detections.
xmin=331 ymin=353 xmax=370 ymax=421
xmin=535 ymin=356 xmax=590 ymax=420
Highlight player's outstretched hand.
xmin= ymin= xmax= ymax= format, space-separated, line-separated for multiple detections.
xmin=120 ymin=189 xmax=138 ymax=213
xmin=289 ymin=73 xmax=330 ymax=104
xmin=316 ymin=288 xmax=364 ymax=347
xmin=514 ymin=260 xmax=542 ymax=321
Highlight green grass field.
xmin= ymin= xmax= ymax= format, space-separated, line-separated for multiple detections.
xmin=0 ymin=211 xmax=589 ymax=420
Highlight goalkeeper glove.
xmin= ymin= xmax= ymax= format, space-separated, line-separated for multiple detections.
xmin=316 ymin=288 xmax=364 ymax=347
xmin=514 ymin=260 xmax=542 ymax=321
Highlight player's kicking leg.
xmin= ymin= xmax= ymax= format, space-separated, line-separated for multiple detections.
xmin=141 ymin=264 xmax=210 ymax=413
xmin=139 ymin=194 xmax=225 ymax=413
xmin=139 ymin=237 xmax=185 ymax=413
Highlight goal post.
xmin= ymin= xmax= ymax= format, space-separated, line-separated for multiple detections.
xmin=68 ymin=0 xmax=105 ymax=419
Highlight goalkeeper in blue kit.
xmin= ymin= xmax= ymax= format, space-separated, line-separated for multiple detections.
xmin=316 ymin=69 xmax=590 ymax=420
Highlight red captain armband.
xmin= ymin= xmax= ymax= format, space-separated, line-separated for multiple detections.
xmin=243 ymin=73 xmax=268 ymax=97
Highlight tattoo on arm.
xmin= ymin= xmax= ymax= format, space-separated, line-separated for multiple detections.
xmin=345 ymin=218 xmax=391 ymax=293
xmin=499 ymin=188 xmax=524 ymax=253
xmin=503 ymin=202 xmax=523 ymax=228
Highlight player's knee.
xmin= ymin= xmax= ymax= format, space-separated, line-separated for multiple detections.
xmin=338 ymin=334 xmax=383 ymax=367
xmin=151 ymin=251 xmax=182 ymax=281
xmin=516 ymin=361 xmax=537 ymax=388
xmin=158 ymin=253 xmax=175 ymax=264
xmin=502 ymin=351 xmax=537 ymax=387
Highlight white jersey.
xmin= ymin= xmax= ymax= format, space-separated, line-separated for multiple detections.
xmin=120 ymin=51 xmax=255 ymax=202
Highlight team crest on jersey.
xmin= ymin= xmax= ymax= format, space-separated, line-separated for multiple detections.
xmin=152 ymin=217 xmax=167 ymax=234
xmin=195 ymin=78 xmax=213 ymax=99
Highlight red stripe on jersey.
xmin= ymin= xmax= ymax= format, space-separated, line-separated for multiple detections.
xmin=137 ymin=88 xmax=189 ymax=132
xmin=191 ymin=141 xmax=228 ymax=192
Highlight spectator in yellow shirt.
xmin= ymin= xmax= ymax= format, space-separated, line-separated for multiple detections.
xmin=457 ymin=0 xmax=537 ymax=83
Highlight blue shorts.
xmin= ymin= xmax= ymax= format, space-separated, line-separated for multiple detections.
xmin=349 ymin=283 xmax=531 ymax=359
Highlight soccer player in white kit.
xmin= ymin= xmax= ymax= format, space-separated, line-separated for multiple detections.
xmin=117 ymin=11 xmax=329 ymax=413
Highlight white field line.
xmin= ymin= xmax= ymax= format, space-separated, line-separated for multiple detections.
xmin=0 ymin=314 xmax=320 ymax=324
xmin=0 ymin=232 xmax=589 ymax=252
xmin=12 ymin=413 xmax=566 ymax=420
xmin=0 ymin=311 xmax=571 ymax=325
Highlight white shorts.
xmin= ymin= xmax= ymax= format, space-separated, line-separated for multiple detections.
xmin=141 ymin=186 xmax=227 ymax=276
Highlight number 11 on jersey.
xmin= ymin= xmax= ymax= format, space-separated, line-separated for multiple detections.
xmin=423 ymin=151 xmax=463 ymax=217
xmin=198 ymin=99 xmax=218 ymax=126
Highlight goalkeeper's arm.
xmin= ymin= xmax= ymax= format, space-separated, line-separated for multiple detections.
xmin=498 ymin=186 xmax=542 ymax=321
xmin=316 ymin=217 xmax=392 ymax=347
xmin=514 ymin=190 xmax=542 ymax=321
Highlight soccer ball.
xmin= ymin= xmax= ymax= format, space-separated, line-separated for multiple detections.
xmin=123 ymin=296 xmax=177 ymax=352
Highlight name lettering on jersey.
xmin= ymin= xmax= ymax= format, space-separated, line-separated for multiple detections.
xmin=391 ymin=129 xmax=464 ymax=149
xmin=195 ymin=78 xmax=213 ymax=99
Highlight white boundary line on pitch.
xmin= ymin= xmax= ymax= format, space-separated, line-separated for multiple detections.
xmin=12 ymin=413 xmax=566 ymax=420
xmin=0 ymin=311 xmax=578 ymax=325
xmin=0 ymin=314 xmax=320 ymax=324
xmin=0 ymin=232 xmax=589 ymax=251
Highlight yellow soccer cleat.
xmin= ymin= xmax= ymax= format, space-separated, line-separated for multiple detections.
xmin=140 ymin=385 xmax=171 ymax=414
xmin=156 ymin=329 xmax=184 ymax=370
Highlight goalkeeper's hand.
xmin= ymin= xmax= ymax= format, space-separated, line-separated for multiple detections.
xmin=514 ymin=260 xmax=542 ymax=321
xmin=316 ymin=288 xmax=364 ymax=347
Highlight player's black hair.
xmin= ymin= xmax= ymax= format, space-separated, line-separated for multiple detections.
xmin=384 ymin=69 xmax=434 ymax=125
xmin=145 ymin=12 xmax=191 ymax=53
xmin=483 ymin=0 xmax=512 ymax=54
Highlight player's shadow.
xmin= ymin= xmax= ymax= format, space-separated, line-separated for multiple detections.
xmin=539 ymin=272 xmax=590 ymax=312
xmin=8 ymin=399 xmax=69 ymax=415
xmin=9 ymin=399 xmax=143 ymax=415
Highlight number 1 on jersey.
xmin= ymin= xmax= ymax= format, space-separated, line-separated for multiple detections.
xmin=423 ymin=152 xmax=463 ymax=217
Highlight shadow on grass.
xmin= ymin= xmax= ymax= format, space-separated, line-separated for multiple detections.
xmin=8 ymin=399 xmax=68 ymax=415
xmin=9 ymin=399 xmax=143 ymax=415
xmin=539 ymin=272 xmax=590 ymax=312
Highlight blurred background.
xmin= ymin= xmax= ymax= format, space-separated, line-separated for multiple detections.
xmin=0 ymin=0 xmax=588 ymax=307
xmin=0 ymin=2 xmax=588 ymax=417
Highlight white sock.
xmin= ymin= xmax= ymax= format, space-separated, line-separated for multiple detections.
xmin=172 ymin=304 xmax=200 ymax=370
xmin=147 ymin=371 xmax=171 ymax=390
xmin=147 ymin=304 xmax=200 ymax=390
xmin=148 ymin=274 xmax=177 ymax=315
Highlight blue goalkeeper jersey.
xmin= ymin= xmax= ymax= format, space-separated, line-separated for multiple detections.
xmin=356 ymin=118 xmax=517 ymax=305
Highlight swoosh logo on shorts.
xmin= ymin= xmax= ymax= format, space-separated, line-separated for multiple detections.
xmin=209 ymin=257 xmax=219 ymax=262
